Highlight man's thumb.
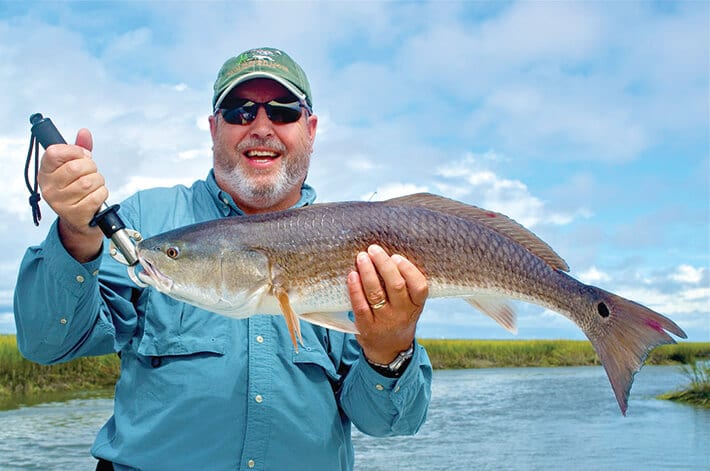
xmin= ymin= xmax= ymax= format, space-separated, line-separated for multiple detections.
xmin=75 ymin=128 xmax=93 ymax=152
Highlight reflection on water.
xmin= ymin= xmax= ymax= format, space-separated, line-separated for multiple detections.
xmin=0 ymin=392 xmax=114 ymax=470
xmin=0 ymin=389 xmax=114 ymax=412
xmin=0 ymin=367 xmax=707 ymax=470
xmin=353 ymin=366 xmax=710 ymax=470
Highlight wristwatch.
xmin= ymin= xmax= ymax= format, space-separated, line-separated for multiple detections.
xmin=365 ymin=342 xmax=415 ymax=378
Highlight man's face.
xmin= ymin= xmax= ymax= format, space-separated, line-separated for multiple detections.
xmin=209 ymin=78 xmax=317 ymax=214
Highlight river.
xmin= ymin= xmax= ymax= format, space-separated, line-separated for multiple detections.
xmin=0 ymin=366 xmax=707 ymax=470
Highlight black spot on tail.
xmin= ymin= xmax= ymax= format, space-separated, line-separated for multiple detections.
xmin=597 ymin=302 xmax=610 ymax=318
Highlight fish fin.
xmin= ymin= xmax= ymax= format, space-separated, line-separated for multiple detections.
xmin=387 ymin=193 xmax=569 ymax=272
xmin=300 ymin=311 xmax=360 ymax=334
xmin=274 ymin=286 xmax=302 ymax=352
xmin=463 ymin=296 xmax=518 ymax=334
xmin=583 ymin=287 xmax=687 ymax=416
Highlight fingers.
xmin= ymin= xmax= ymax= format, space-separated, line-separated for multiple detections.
xmin=38 ymin=128 xmax=94 ymax=174
xmin=39 ymin=143 xmax=93 ymax=174
xmin=37 ymin=128 xmax=107 ymax=229
xmin=348 ymin=244 xmax=429 ymax=321
xmin=347 ymin=270 xmax=372 ymax=321
xmin=357 ymin=245 xmax=428 ymax=310
xmin=391 ymin=253 xmax=429 ymax=309
xmin=359 ymin=245 xmax=399 ymax=306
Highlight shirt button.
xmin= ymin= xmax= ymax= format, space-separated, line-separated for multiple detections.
xmin=75 ymin=275 xmax=85 ymax=283
xmin=256 ymin=335 xmax=264 ymax=343
xmin=59 ymin=318 xmax=67 ymax=325
xmin=255 ymin=394 xmax=263 ymax=403
xmin=375 ymin=384 xmax=384 ymax=391
xmin=247 ymin=459 xmax=255 ymax=468
xmin=92 ymin=269 xmax=99 ymax=276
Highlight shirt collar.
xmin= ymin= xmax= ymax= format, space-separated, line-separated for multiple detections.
xmin=205 ymin=169 xmax=317 ymax=216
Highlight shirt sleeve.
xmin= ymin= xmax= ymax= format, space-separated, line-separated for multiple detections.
xmin=339 ymin=338 xmax=432 ymax=437
xmin=13 ymin=218 xmax=138 ymax=365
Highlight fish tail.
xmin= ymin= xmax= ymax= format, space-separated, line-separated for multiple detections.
xmin=583 ymin=288 xmax=687 ymax=415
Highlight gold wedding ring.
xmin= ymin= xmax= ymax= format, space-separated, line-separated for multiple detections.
xmin=370 ymin=299 xmax=387 ymax=310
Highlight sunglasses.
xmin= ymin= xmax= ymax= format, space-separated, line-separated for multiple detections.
xmin=218 ymin=98 xmax=308 ymax=125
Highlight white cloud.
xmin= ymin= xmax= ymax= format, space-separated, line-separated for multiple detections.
xmin=620 ymin=286 xmax=709 ymax=319
xmin=346 ymin=156 xmax=379 ymax=172
xmin=178 ymin=148 xmax=211 ymax=161
xmin=434 ymin=155 xmax=584 ymax=228
xmin=0 ymin=136 xmax=36 ymax=220
xmin=111 ymin=176 xmax=198 ymax=203
xmin=0 ymin=312 xmax=15 ymax=334
xmin=578 ymin=266 xmax=611 ymax=284
xmin=670 ymin=264 xmax=705 ymax=284
xmin=0 ymin=289 xmax=12 ymax=305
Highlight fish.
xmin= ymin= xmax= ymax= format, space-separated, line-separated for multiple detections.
xmin=132 ymin=193 xmax=687 ymax=415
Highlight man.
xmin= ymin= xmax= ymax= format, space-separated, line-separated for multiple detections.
xmin=14 ymin=47 xmax=432 ymax=471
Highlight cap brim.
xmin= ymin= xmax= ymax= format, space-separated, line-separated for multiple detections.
xmin=214 ymin=71 xmax=308 ymax=110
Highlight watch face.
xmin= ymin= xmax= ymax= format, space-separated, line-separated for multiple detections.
xmin=390 ymin=344 xmax=415 ymax=371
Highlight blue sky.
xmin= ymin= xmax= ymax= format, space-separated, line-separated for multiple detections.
xmin=0 ymin=1 xmax=707 ymax=341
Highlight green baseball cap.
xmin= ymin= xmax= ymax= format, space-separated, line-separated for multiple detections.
xmin=212 ymin=47 xmax=313 ymax=112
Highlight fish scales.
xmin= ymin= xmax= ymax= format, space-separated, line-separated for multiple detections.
xmin=245 ymin=202 xmax=551 ymax=303
xmin=134 ymin=193 xmax=686 ymax=415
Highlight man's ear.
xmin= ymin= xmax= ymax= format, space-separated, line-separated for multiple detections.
xmin=306 ymin=114 xmax=318 ymax=142
xmin=208 ymin=113 xmax=218 ymax=140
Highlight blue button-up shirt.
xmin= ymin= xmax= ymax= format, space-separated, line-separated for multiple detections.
xmin=13 ymin=171 xmax=432 ymax=471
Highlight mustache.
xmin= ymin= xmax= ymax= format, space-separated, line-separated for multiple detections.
xmin=236 ymin=137 xmax=287 ymax=154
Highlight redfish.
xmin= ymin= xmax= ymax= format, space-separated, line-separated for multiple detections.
xmin=133 ymin=193 xmax=686 ymax=415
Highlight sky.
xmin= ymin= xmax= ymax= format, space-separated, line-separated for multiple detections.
xmin=0 ymin=1 xmax=708 ymax=342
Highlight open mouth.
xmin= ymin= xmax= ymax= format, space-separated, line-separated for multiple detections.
xmin=128 ymin=255 xmax=174 ymax=292
xmin=244 ymin=149 xmax=280 ymax=164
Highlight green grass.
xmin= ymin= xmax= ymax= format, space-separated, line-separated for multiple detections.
xmin=2 ymin=334 xmax=709 ymax=399
xmin=418 ymin=339 xmax=710 ymax=369
xmin=0 ymin=335 xmax=119 ymax=397
xmin=657 ymin=360 xmax=710 ymax=409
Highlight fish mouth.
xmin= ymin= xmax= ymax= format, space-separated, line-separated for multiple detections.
xmin=130 ymin=255 xmax=174 ymax=292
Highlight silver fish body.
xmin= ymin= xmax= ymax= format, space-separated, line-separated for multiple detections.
xmin=134 ymin=193 xmax=686 ymax=415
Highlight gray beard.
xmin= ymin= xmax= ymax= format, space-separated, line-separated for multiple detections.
xmin=214 ymin=137 xmax=311 ymax=210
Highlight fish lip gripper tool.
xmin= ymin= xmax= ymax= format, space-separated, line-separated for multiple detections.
xmin=27 ymin=113 xmax=141 ymax=267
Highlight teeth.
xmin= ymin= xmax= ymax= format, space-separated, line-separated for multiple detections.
xmin=246 ymin=150 xmax=278 ymax=158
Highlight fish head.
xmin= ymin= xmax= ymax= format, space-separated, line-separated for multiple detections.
xmin=134 ymin=224 xmax=272 ymax=316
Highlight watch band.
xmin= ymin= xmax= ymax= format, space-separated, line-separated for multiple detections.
xmin=365 ymin=342 xmax=415 ymax=378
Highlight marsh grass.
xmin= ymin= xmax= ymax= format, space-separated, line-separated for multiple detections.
xmin=658 ymin=360 xmax=710 ymax=408
xmin=2 ymin=334 xmax=708 ymax=398
xmin=0 ymin=335 xmax=119 ymax=397
xmin=417 ymin=339 xmax=710 ymax=369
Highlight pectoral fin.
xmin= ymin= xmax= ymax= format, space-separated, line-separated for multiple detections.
xmin=463 ymin=295 xmax=518 ymax=334
xmin=300 ymin=311 xmax=359 ymax=334
xmin=274 ymin=286 xmax=302 ymax=351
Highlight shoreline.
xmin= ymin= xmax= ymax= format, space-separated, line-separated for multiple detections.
xmin=2 ymin=335 xmax=708 ymax=403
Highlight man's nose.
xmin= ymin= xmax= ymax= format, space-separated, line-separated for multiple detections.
xmin=248 ymin=105 xmax=274 ymax=137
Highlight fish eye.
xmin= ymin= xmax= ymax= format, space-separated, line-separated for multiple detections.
xmin=165 ymin=246 xmax=180 ymax=259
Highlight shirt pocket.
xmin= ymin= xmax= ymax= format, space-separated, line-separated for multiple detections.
xmin=136 ymin=289 xmax=229 ymax=357
xmin=291 ymin=327 xmax=341 ymax=389
xmin=127 ymin=291 xmax=234 ymax=405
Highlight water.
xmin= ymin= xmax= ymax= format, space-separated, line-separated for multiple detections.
xmin=0 ymin=366 xmax=707 ymax=470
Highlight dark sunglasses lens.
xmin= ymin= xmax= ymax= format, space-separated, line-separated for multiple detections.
xmin=221 ymin=106 xmax=256 ymax=125
xmin=265 ymin=103 xmax=302 ymax=123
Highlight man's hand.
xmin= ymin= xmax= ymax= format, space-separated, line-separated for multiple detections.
xmin=347 ymin=244 xmax=429 ymax=365
xmin=38 ymin=128 xmax=106 ymax=262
